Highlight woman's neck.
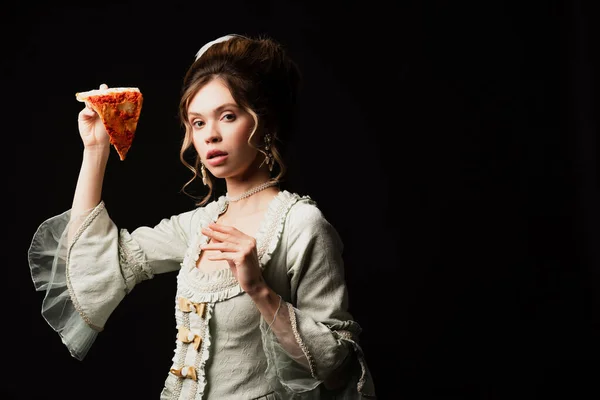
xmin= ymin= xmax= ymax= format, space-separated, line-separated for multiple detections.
xmin=224 ymin=163 xmax=276 ymax=199
xmin=224 ymin=186 xmax=280 ymax=216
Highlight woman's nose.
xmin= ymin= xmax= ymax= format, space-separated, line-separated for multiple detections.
xmin=204 ymin=123 xmax=222 ymax=143
xmin=205 ymin=135 xmax=220 ymax=144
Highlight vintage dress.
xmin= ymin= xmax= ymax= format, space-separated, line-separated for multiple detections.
xmin=28 ymin=190 xmax=376 ymax=399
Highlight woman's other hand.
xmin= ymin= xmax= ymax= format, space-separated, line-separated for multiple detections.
xmin=200 ymin=223 xmax=266 ymax=296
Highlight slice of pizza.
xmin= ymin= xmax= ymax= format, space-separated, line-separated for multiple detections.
xmin=76 ymin=87 xmax=143 ymax=160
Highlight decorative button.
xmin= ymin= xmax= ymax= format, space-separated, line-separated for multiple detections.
xmin=177 ymin=326 xmax=203 ymax=351
xmin=170 ymin=366 xmax=198 ymax=381
xmin=178 ymin=297 xmax=207 ymax=317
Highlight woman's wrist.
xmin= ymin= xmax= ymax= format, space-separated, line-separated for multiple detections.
xmin=83 ymin=144 xmax=110 ymax=159
xmin=245 ymin=279 xmax=271 ymax=300
xmin=247 ymin=284 xmax=282 ymax=322
xmin=82 ymin=146 xmax=110 ymax=168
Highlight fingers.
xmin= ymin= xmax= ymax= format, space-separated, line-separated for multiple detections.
xmin=200 ymin=241 xmax=232 ymax=252
xmin=202 ymin=223 xmax=240 ymax=239
xmin=207 ymin=222 xmax=233 ymax=233
xmin=200 ymin=223 xmax=256 ymax=251
xmin=204 ymin=252 xmax=235 ymax=263
xmin=78 ymin=105 xmax=97 ymax=120
xmin=201 ymin=225 xmax=236 ymax=244
xmin=77 ymin=83 xmax=106 ymax=120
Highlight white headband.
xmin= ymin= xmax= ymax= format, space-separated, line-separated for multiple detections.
xmin=194 ymin=34 xmax=247 ymax=61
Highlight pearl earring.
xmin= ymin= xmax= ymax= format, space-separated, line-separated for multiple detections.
xmin=200 ymin=163 xmax=208 ymax=185
xmin=264 ymin=134 xmax=274 ymax=172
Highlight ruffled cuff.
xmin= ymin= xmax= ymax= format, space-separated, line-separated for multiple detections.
xmin=28 ymin=201 xmax=136 ymax=362
xmin=330 ymin=327 xmax=377 ymax=398
xmin=119 ymin=229 xmax=154 ymax=293
xmin=293 ymin=307 xmax=376 ymax=398
xmin=260 ymin=301 xmax=321 ymax=397
xmin=28 ymin=208 xmax=98 ymax=361
xmin=260 ymin=302 xmax=377 ymax=399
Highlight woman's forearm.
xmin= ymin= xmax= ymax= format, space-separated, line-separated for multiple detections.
xmin=250 ymin=286 xmax=311 ymax=369
xmin=71 ymin=147 xmax=110 ymax=219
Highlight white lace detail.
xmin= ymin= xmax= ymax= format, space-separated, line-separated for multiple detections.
xmin=257 ymin=191 xmax=313 ymax=266
xmin=335 ymin=330 xmax=354 ymax=341
xmin=118 ymin=231 xmax=153 ymax=293
xmin=177 ymin=268 xmax=243 ymax=304
xmin=66 ymin=201 xmax=106 ymax=332
xmin=191 ymin=304 xmax=212 ymax=399
xmin=256 ymin=194 xmax=290 ymax=265
xmin=169 ymin=298 xmax=213 ymax=400
xmin=170 ymin=310 xmax=189 ymax=399
xmin=68 ymin=201 xmax=105 ymax=252
xmin=287 ymin=302 xmax=317 ymax=378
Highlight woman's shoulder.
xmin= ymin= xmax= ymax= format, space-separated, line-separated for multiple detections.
xmin=277 ymin=191 xmax=343 ymax=253
xmin=258 ymin=190 xmax=342 ymax=264
xmin=275 ymin=189 xmax=319 ymax=217
xmin=277 ymin=190 xmax=335 ymax=233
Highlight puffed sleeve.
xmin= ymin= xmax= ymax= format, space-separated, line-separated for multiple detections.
xmin=28 ymin=200 xmax=200 ymax=361
xmin=260 ymin=199 xmax=377 ymax=399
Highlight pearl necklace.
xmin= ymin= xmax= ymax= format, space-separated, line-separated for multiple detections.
xmin=225 ymin=180 xmax=279 ymax=202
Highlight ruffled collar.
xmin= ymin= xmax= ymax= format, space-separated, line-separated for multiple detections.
xmin=176 ymin=190 xmax=309 ymax=303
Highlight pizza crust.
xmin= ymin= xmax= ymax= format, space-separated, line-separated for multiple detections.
xmin=76 ymin=87 xmax=141 ymax=102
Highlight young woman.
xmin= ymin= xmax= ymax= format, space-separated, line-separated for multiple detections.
xmin=28 ymin=33 xmax=376 ymax=399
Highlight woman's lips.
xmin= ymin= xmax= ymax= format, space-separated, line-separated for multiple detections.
xmin=206 ymin=154 xmax=228 ymax=166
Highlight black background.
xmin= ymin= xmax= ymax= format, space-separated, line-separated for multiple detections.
xmin=4 ymin=1 xmax=598 ymax=399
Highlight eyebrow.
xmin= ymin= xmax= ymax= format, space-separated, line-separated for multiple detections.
xmin=188 ymin=103 xmax=239 ymax=118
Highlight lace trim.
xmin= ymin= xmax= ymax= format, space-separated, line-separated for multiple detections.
xmin=182 ymin=269 xmax=239 ymax=293
xmin=192 ymin=304 xmax=212 ymax=399
xmin=169 ymin=299 xmax=213 ymax=399
xmin=335 ymin=330 xmax=354 ymax=341
xmin=118 ymin=230 xmax=154 ymax=293
xmin=255 ymin=194 xmax=287 ymax=264
xmin=357 ymin=354 xmax=368 ymax=394
xmin=177 ymin=268 xmax=243 ymax=304
xmin=176 ymin=197 xmax=240 ymax=303
xmin=287 ymin=302 xmax=317 ymax=379
xmin=333 ymin=330 xmax=376 ymax=397
xmin=170 ymin=311 xmax=190 ymax=399
xmin=66 ymin=201 xmax=106 ymax=332
xmin=258 ymin=191 xmax=314 ymax=266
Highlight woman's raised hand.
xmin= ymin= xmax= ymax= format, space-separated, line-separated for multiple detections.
xmin=77 ymin=83 xmax=110 ymax=150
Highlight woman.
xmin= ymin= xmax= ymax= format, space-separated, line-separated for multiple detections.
xmin=28 ymin=33 xmax=376 ymax=399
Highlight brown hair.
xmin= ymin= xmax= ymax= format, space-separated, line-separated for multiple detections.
xmin=178 ymin=34 xmax=302 ymax=206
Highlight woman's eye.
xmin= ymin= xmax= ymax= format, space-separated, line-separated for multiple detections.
xmin=223 ymin=113 xmax=236 ymax=121
xmin=192 ymin=120 xmax=204 ymax=128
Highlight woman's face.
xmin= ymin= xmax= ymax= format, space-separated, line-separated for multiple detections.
xmin=188 ymin=78 xmax=259 ymax=180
